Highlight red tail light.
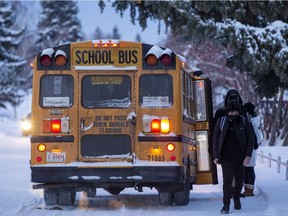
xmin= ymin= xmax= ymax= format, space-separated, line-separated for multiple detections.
xmin=151 ymin=119 xmax=161 ymax=133
xmin=51 ymin=119 xmax=61 ymax=133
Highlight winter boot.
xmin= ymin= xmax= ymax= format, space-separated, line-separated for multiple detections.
xmin=241 ymin=185 xmax=254 ymax=197
xmin=220 ymin=205 xmax=230 ymax=214
xmin=234 ymin=197 xmax=241 ymax=210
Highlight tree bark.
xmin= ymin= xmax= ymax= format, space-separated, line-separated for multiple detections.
xmin=268 ymin=87 xmax=284 ymax=146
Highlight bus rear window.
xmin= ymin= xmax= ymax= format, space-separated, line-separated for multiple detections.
xmin=40 ymin=75 xmax=74 ymax=108
xmin=82 ymin=75 xmax=131 ymax=108
xmin=139 ymin=74 xmax=173 ymax=107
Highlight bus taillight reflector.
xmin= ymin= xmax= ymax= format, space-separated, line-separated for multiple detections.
xmin=170 ymin=156 xmax=176 ymax=161
xmin=37 ymin=143 xmax=46 ymax=152
xmin=36 ymin=156 xmax=42 ymax=162
xmin=40 ymin=55 xmax=52 ymax=67
xmin=145 ymin=54 xmax=157 ymax=66
xmin=151 ymin=119 xmax=161 ymax=133
xmin=51 ymin=119 xmax=61 ymax=133
xmin=161 ymin=118 xmax=170 ymax=133
xmin=166 ymin=143 xmax=175 ymax=152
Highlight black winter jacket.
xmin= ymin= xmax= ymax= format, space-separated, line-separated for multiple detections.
xmin=213 ymin=115 xmax=255 ymax=164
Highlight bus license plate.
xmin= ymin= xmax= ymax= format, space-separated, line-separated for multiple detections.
xmin=47 ymin=152 xmax=66 ymax=162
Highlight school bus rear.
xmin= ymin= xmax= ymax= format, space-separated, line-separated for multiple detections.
xmin=30 ymin=40 xmax=214 ymax=206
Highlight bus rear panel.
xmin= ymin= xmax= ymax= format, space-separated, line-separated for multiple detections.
xmin=30 ymin=40 xmax=215 ymax=206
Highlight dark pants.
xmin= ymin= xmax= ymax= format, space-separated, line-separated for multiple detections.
xmin=244 ymin=167 xmax=255 ymax=185
xmin=221 ymin=162 xmax=245 ymax=206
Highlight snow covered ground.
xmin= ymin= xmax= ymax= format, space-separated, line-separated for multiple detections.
xmin=0 ymin=95 xmax=288 ymax=216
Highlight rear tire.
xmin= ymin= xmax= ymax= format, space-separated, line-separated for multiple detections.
xmin=58 ymin=191 xmax=76 ymax=206
xmin=174 ymin=165 xmax=190 ymax=206
xmin=158 ymin=192 xmax=174 ymax=206
xmin=44 ymin=189 xmax=59 ymax=205
xmin=174 ymin=184 xmax=190 ymax=205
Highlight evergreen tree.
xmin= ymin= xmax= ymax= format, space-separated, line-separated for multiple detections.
xmin=37 ymin=0 xmax=84 ymax=49
xmin=92 ymin=27 xmax=104 ymax=39
xmin=104 ymin=1 xmax=288 ymax=98
xmin=0 ymin=1 xmax=25 ymax=109
xmin=111 ymin=26 xmax=121 ymax=39
xmin=135 ymin=33 xmax=141 ymax=42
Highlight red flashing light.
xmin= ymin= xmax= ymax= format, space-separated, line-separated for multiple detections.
xmin=151 ymin=119 xmax=161 ymax=133
xmin=160 ymin=54 xmax=172 ymax=66
xmin=40 ymin=55 xmax=52 ymax=67
xmin=51 ymin=119 xmax=61 ymax=133
xmin=36 ymin=156 xmax=42 ymax=162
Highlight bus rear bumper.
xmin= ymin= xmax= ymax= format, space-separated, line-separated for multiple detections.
xmin=31 ymin=166 xmax=184 ymax=191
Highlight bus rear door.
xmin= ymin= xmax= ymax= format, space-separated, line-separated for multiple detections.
xmin=78 ymin=72 xmax=136 ymax=164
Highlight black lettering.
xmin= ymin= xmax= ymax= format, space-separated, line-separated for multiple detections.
xmin=94 ymin=122 xmax=107 ymax=127
xmin=109 ymin=51 xmax=114 ymax=64
xmin=95 ymin=51 xmax=101 ymax=64
xmin=88 ymin=50 xmax=94 ymax=64
xmin=103 ymin=115 xmax=112 ymax=121
xmin=102 ymin=50 xmax=108 ymax=64
xmin=132 ymin=50 xmax=138 ymax=63
xmin=125 ymin=50 xmax=131 ymax=64
xmin=82 ymin=50 xmax=88 ymax=64
xmin=119 ymin=50 xmax=125 ymax=64
xmin=75 ymin=50 xmax=81 ymax=64
xmin=114 ymin=115 xmax=126 ymax=121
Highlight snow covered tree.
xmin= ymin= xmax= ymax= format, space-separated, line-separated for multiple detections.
xmin=111 ymin=26 xmax=121 ymax=39
xmin=92 ymin=27 xmax=104 ymax=39
xmin=91 ymin=26 xmax=121 ymax=40
xmin=0 ymin=1 xmax=26 ymax=109
xmin=135 ymin=33 xmax=141 ymax=42
xmin=103 ymin=1 xmax=288 ymax=98
xmin=37 ymin=0 xmax=84 ymax=50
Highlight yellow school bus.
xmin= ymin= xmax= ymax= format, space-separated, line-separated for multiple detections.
xmin=30 ymin=40 xmax=216 ymax=206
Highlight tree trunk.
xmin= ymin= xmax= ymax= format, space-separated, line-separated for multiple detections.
xmin=268 ymin=87 xmax=284 ymax=146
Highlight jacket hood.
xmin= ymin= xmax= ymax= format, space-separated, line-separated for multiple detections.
xmin=224 ymin=89 xmax=243 ymax=106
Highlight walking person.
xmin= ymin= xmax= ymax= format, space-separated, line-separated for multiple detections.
xmin=213 ymin=100 xmax=255 ymax=214
xmin=211 ymin=89 xmax=245 ymax=197
xmin=241 ymin=102 xmax=264 ymax=197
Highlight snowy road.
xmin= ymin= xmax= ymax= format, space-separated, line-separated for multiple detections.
xmin=0 ymin=134 xmax=269 ymax=216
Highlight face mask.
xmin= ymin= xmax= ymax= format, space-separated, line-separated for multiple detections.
xmin=228 ymin=114 xmax=239 ymax=121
